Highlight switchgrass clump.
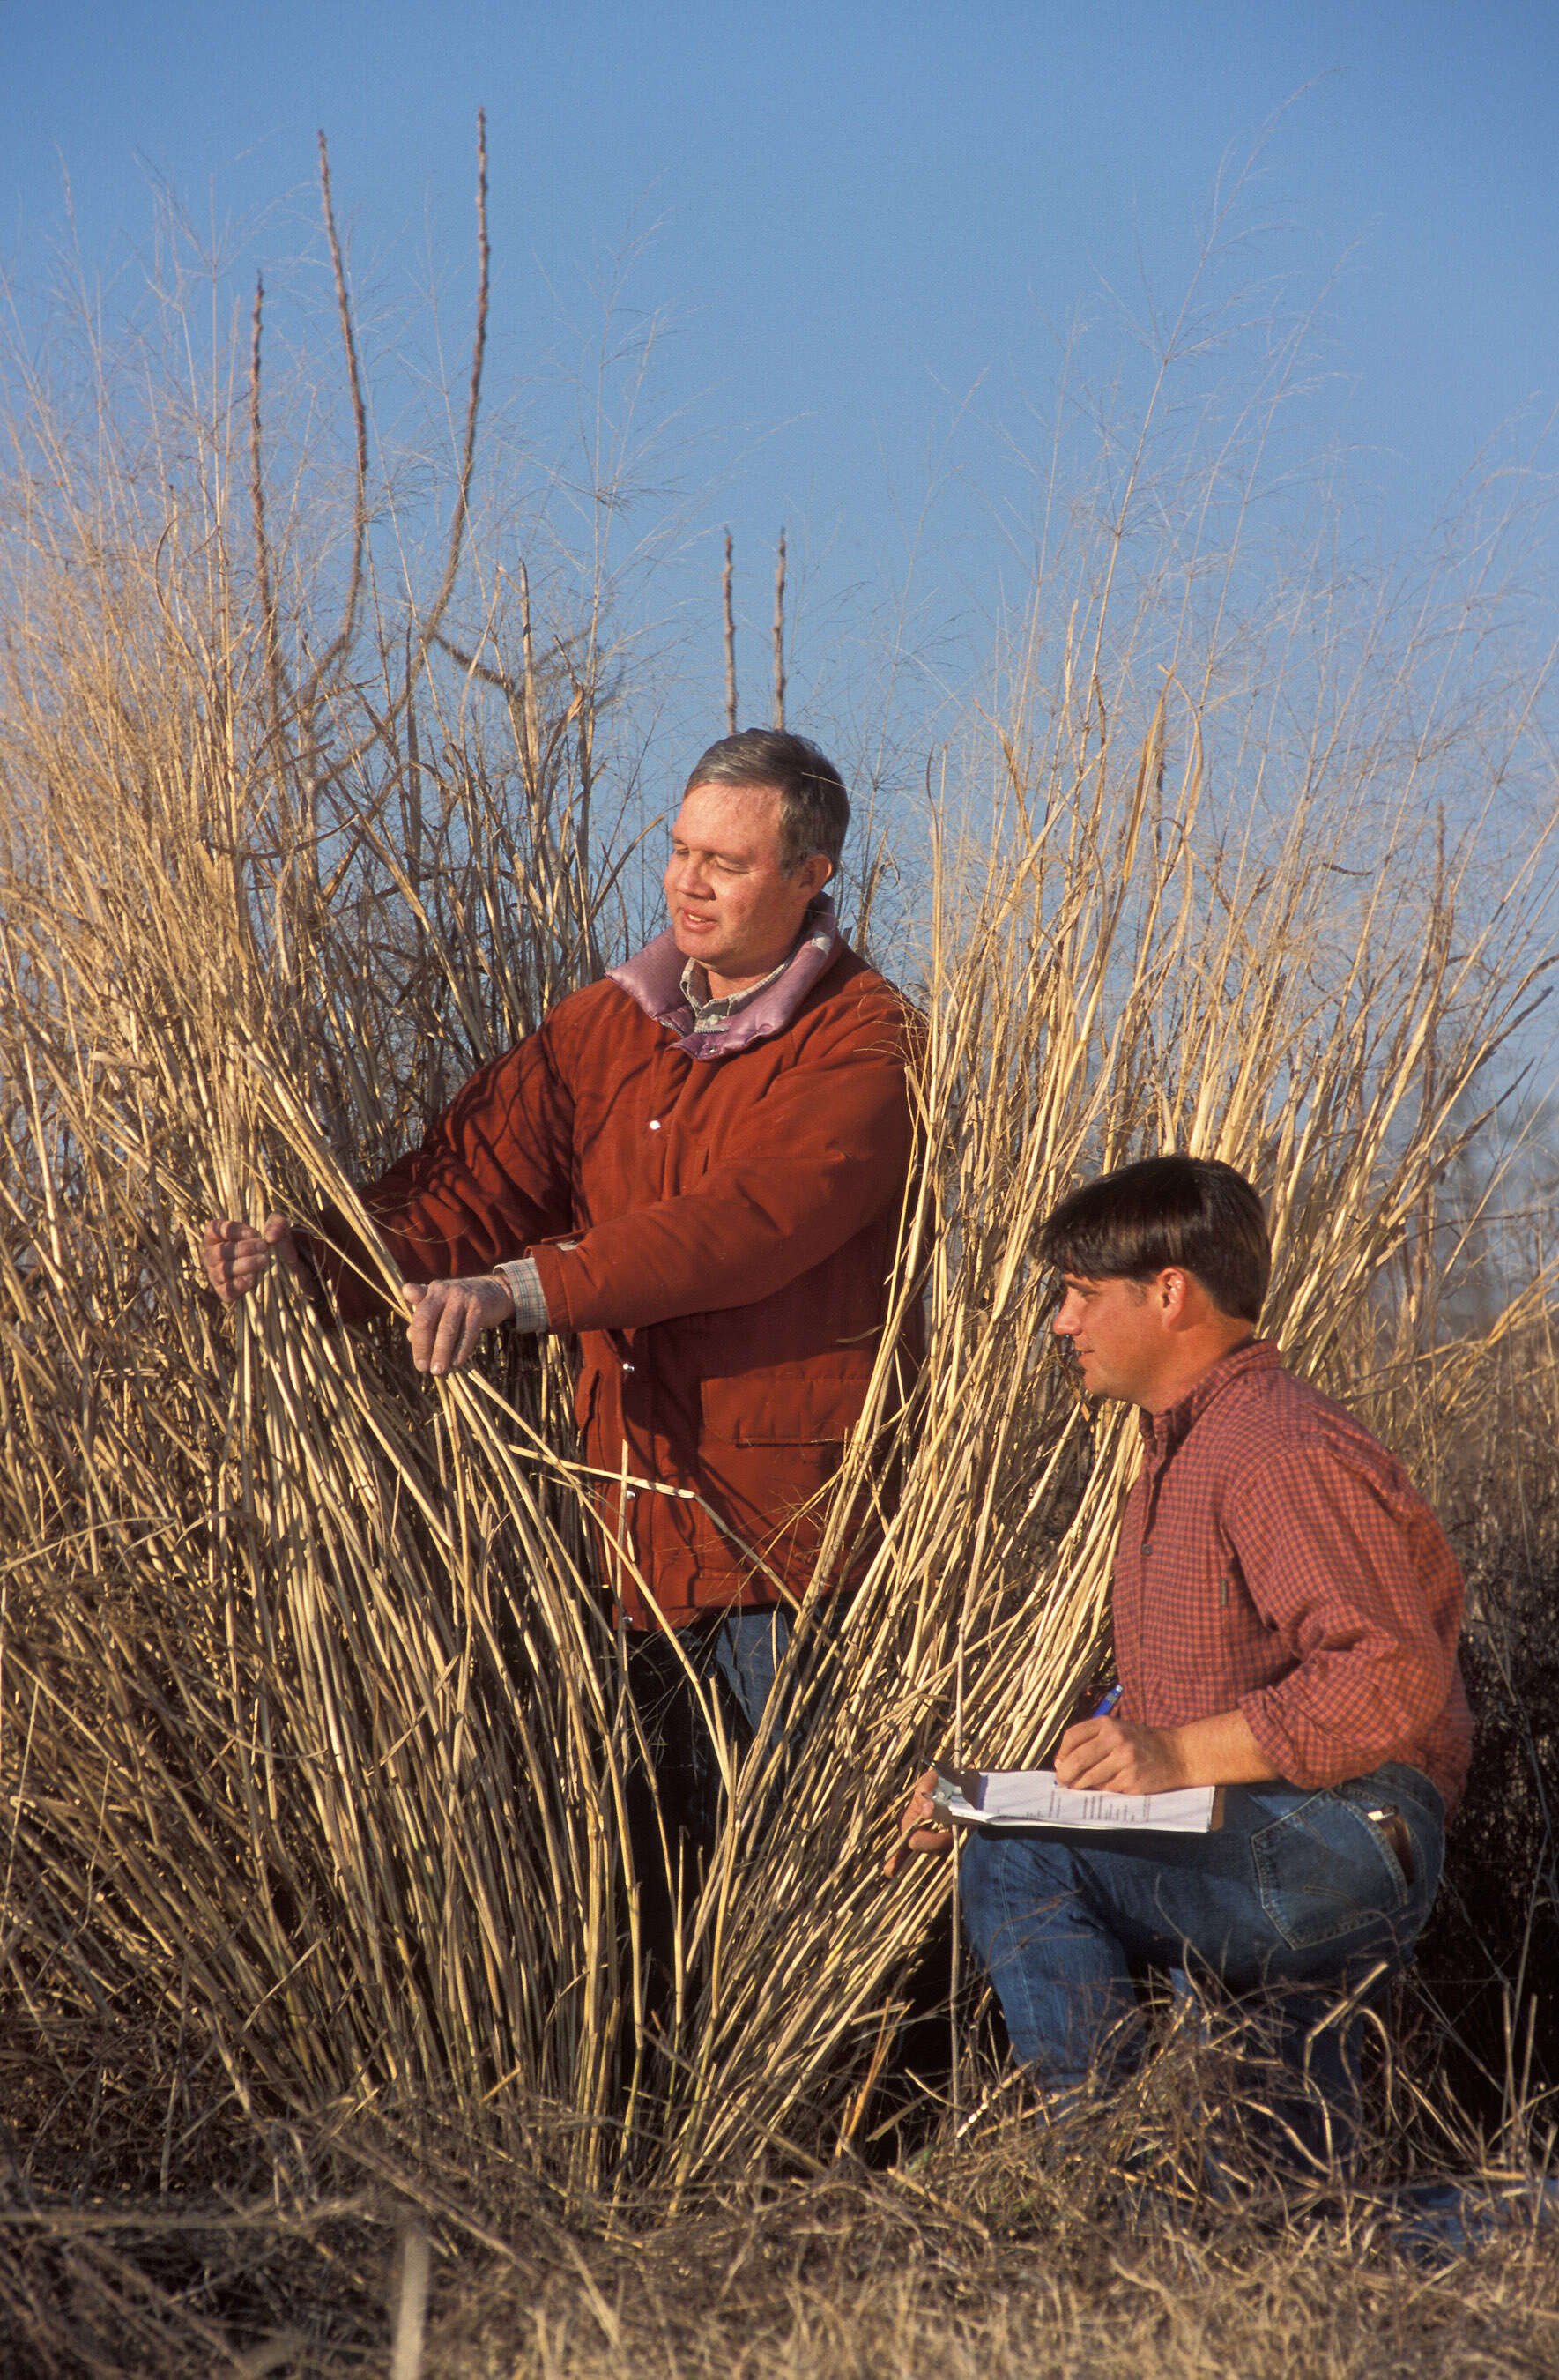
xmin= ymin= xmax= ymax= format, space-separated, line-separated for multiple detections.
xmin=3 ymin=145 xmax=1559 ymax=2356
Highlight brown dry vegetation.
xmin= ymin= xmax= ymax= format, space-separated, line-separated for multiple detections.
xmin=5 ymin=2071 xmax=1559 ymax=2376
xmin=3 ymin=147 xmax=1559 ymax=2374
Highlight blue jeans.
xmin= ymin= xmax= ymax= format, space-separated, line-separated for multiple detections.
xmin=704 ymin=1608 xmax=794 ymax=1737
xmin=960 ymin=1764 xmax=1444 ymax=2151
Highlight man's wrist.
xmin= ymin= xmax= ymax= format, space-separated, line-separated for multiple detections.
xmin=1154 ymin=1725 xmax=1203 ymax=1789
xmin=494 ymin=1257 xmax=552 ymax=1334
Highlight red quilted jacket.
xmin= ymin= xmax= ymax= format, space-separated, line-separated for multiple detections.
xmin=313 ymin=907 xmax=919 ymax=1625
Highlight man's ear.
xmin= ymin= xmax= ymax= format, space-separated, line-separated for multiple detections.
xmin=1155 ymin=1267 xmax=1196 ymax=1324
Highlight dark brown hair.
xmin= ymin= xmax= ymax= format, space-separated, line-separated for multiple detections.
xmin=1039 ymin=1155 xmax=1271 ymax=1324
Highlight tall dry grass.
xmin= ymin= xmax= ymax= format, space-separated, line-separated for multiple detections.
xmin=3 ymin=149 xmax=1558 ymax=2262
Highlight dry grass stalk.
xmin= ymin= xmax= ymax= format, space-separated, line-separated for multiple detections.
xmin=772 ymin=528 xmax=786 ymax=730
xmin=721 ymin=529 xmax=736 ymax=735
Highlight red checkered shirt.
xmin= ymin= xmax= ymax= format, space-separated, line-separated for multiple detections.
xmin=1113 ymin=1339 xmax=1472 ymax=1812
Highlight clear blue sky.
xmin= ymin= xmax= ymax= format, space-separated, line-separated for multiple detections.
xmin=4 ymin=0 xmax=1557 ymax=756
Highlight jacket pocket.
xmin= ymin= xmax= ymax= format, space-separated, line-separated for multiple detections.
xmin=700 ymin=1354 xmax=875 ymax=1447
xmin=1250 ymin=1791 xmax=1413 ymax=1951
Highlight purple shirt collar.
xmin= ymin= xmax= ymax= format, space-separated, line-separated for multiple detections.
xmin=608 ymin=895 xmax=844 ymax=1060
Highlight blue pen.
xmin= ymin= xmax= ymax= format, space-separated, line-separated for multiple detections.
xmin=1092 ymin=1682 xmax=1123 ymax=1718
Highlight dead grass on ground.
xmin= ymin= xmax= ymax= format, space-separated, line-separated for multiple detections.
xmin=5 ymin=2054 xmax=1559 ymax=2380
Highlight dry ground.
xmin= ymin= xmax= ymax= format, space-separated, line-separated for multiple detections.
xmin=4 ymin=2064 xmax=1558 ymax=2379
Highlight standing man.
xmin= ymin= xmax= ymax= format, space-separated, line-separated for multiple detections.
xmin=891 ymin=1155 xmax=1469 ymax=2149
xmin=205 ymin=730 xmax=919 ymax=1819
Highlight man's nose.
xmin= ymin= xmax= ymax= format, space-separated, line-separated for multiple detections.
xmin=1053 ymin=1295 xmax=1079 ymax=1337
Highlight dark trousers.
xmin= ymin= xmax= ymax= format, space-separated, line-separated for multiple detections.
xmin=622 ymin=1609 xmax=794 ymax=1990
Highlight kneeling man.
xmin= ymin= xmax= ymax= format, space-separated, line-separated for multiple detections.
xmin=893 ymin=1155 xmax=1470 ymax=2138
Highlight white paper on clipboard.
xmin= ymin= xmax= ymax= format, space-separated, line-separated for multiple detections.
xmin=932 ymin=1766 xmax=1221 ymax=1833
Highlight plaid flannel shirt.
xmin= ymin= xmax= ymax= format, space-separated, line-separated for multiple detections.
xmin=1113 ymin=1339 xmax=1472 ymax=1812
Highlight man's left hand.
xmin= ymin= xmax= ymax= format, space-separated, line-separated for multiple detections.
xmin=882 ymin=1766 xmax=956 ymax=1878
xmin=404 ymin=1275 xmax=516 ymax=1375
xmin=1055 ymin=1706 xmax=1279 ymax=1794
xmin=1053 ymin=1714 xmax=1188 ymax=1795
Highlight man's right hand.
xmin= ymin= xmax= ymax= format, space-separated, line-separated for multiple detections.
xmin=202 ymin=1216 xmax=301 ymax=1304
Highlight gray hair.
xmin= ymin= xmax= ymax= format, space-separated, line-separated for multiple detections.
xmin=684 ymin=729 xmax=850 ymax=875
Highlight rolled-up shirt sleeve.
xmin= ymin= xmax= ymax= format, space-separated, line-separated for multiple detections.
xmin=1224 ymin=1434 xmax=1465 ymax=1789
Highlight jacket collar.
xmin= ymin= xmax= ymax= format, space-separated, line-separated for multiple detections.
xmin=608 ymin=895 xmax=844 ymax=1061
xmin=1138 ymin=1335 xmax=1278 ymax=1460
